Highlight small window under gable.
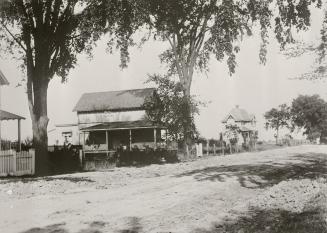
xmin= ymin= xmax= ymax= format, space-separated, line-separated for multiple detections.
xmin=226 ymin=115 xmax=235 ymax=125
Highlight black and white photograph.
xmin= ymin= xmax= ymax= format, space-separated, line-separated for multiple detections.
xmin=1 ymin=0 xmax=327 ymax=232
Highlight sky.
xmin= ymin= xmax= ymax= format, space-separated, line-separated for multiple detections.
xmin=0 ymin=7 xmax=326 ymax=142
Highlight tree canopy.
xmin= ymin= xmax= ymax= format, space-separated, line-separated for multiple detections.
xmin=132 ymin=0 xmax=323 ymax=149
xmin=137 ymin=0 xmax=322 ymax=77
xmin=144 ymin=74 xmax=200 ymax=143
xmin=264 ymin=104 xmax=291 ymax=144
xmin=284 ymin=6 xmax=327 ymax=80
xmin=291 ymin=94 xmax=327 ymax=141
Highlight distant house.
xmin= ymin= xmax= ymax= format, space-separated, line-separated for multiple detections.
xmin=48 ymin=123 xmax=79 ymax=147
xmin=222 ymin=105 xmax=257 ymax=146
xmin=51 ymin=88 xmax=167 ymax=155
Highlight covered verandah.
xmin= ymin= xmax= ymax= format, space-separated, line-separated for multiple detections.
xmin=0 ymin=69 xmax=26 ymax=151
xmin=80 ymin=120 xmax=167 ymax=155
xmin=0 ymin=110 xmax=25 ymax=151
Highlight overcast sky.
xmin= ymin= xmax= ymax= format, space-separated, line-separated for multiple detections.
xmin=0 ymin=7 xmax=326 ymax=142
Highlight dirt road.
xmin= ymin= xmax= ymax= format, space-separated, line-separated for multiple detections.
xmin=1 ymin=145 xmax=327 ymax=233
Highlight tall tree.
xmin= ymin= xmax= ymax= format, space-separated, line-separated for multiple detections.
xmin=0 ymin=0 xmax=140 ymax=173
xmin=132 ymin=0 xmax=322 ymax=151
xmin=264 ymin=104 xmax=291 ymax=144
xmin=291 ymin=94 xmax=327 ymax=142
xmin=144 ymin=74 xmax=200 ymax=144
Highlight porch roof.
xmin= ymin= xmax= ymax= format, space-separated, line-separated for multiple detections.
xmin=0 ymin=110 xmax=25 ymax=121
xmin=240 ymin=126 xmax=255 ymax=132
xmin=0 ymin=70 xmax=9 ymax=86
xmin=80 ymin=120 xmax=164 ymax=131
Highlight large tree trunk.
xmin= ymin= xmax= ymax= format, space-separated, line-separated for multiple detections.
xmin=181 ymin=79 xmax=193 ymax=157
xmin=28 ymin=78 xmax=50 ymax=175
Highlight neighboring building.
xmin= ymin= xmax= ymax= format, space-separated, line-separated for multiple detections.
xmin=0 ymin=69 xmax=25 ymax=151
xmin=48 ymin=123 xmax=79 ymax=146
xmin=222 ymin=105 xmax=257 ymax=146
xmin=51 ymin=88 xmax=167 ymax=155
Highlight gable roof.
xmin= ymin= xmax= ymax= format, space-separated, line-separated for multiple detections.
xmin=0 ymin=110 xmax=25 ymax=120
xmin=73 ymin=88 xmax=155 ymax=112
xmin=222 ymin=106 xmax=254 ymax=123
xmin=0 ymin=70 xmax=9 ymax=86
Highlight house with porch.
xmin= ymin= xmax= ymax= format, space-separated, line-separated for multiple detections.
xmin=222 ymin=105 xmax=257 ymax=147
xmin=0 ymin=70 xmax=25 ymax=152
xmin=0 ymin=70 xmax=34 ymax=177
xmin=72 ymin=88 xmax=167 ymax=157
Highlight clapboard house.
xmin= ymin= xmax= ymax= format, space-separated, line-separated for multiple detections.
xmin=74 ymin=88 xmax=167 ymax=157
xmin=222 ymin=105 xmax=257 ymax=146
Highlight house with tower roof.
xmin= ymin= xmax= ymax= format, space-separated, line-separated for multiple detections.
xmin=222 ymin=105 xmax=257 ymax=147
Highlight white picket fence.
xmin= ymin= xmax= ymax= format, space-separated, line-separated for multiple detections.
xmin=0 ymin=150 xmax=35 ymax=177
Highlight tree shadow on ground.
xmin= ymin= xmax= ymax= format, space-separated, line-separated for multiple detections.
xmin=20 ymin=223 xmax=68 ymax=233
xmin=20 ymin=221 xmax=107 ymax=233
xmin=192 ymin=206 xmax=327 ymax=233
xmin=117 ymin=217 xmax=143 ymax=233
xmin=175 ymin=153 xmax=327 ymax=188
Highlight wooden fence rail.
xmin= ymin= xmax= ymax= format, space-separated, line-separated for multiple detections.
xmin=0 ymin=150 xmax=35 ymax=177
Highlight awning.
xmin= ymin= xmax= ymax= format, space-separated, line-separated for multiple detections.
xmin=0 ymin=110 xmax=25 ymax=121
xmin=80 ymin=120 xmax=164 ymax=131
xmin=239 ymin=126 xmax=255 ymax=132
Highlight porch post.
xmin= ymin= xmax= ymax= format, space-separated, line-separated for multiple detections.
xmin=0 ymin=85 xmax=2 ymax=152
xmin=0 ymin=118 xmax=1 ymax=152
xmin=106 ymin=130 xmax=109 ymax=151
xmin=129 ymin=129 xmax=132 ymax=150
xmin=154 ymin=128 xmax=157 ymax=149
xmin=17 ymin=119 xmax=21 ymax=152
xmin=83 ymin=132 xmax=85 ymax=150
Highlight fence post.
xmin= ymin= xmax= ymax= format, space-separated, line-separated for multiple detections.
xmin=186 ymin=145 xmax=189 ymax=160
xmin=206 ymin=140 xmax=209 ymax=156
xmin=222 ymin=145 xmax=225 ymax=156
xmin=213 ymin=144 xmax=216 ymax=156
xmin=79 ymin=149 xmax=84 ymax=168
xmin=30 ymin=149 xmax=35 ymax=175
xmin=12 ymin=150 xmax=16 ymax=175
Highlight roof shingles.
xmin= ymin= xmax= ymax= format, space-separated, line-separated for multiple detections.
xmin=222 ymin=106 xmax=254 ymax=123
xmin=73 ymin=88 xmax=155 ymax=112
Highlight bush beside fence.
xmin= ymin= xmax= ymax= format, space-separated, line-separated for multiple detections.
xmin=81 ymin=149 xmax=179 ymax=170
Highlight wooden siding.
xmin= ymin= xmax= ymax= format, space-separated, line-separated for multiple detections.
xmin=78 ymin=110 xmax=147 ymax=128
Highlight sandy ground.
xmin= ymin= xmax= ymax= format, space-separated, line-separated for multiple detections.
xmin=0 ymin=145 xmax=327 ymax=233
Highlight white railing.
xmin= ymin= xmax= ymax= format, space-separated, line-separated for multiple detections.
xmin=0 ymin=149 xmax=35 ymax=177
